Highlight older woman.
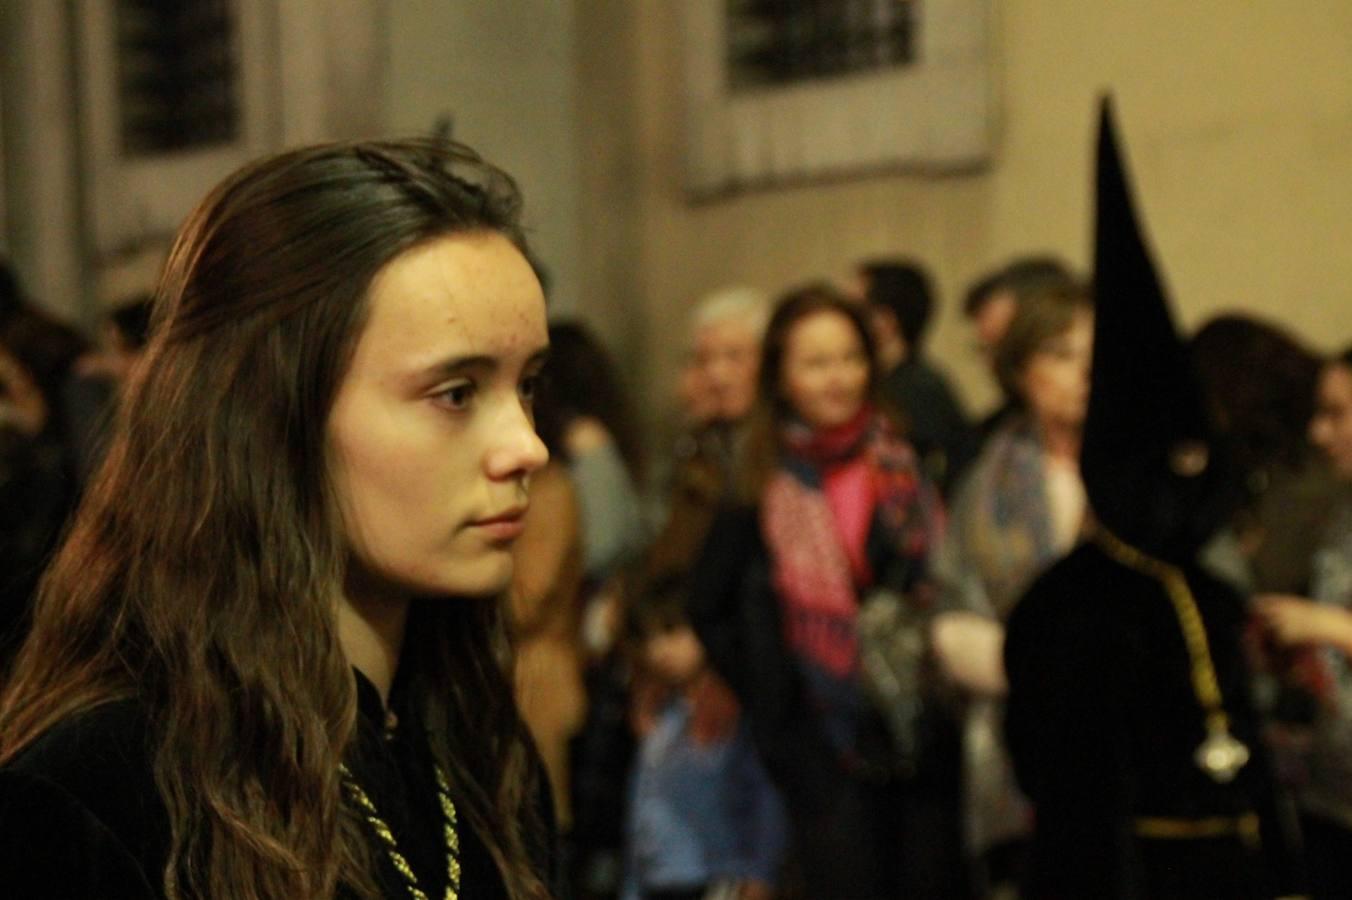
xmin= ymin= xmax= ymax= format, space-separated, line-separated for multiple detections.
xmin=930 ymin=277 xmax=1094 ymax=889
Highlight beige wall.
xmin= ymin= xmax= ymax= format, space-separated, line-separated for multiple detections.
xmin=386 ymin=1 xmax=583 ymax=318
xmin=0 ymin=2 xmax=85 ymax=321
xmin=577 ymin=1 xmax=1352 ymax=447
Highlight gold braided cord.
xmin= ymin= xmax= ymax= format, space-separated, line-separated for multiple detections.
xmin=1134 ymin=812 xmax=1261 ymax=845
xmin=1093 ymin=527 xmax=1229 ymax=732
xmin=340 ymin=762 xmax=461 ymax=900
xmin=434 ymin=765 xmax=462 ymax=882
xmin=1093 ymin=527 xmax=1253 ymax=787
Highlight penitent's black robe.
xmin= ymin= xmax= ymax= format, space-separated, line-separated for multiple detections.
xmin=0 ymin=670 xmax=559 ymax=899
xmin=1004 ymin=542 xmax=1303 ymax=899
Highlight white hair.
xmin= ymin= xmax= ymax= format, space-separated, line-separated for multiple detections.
xmin=689 ymin=285 xmax=770 ymax=344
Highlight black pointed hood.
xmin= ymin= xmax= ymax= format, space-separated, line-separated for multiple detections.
xmin=1081 ymin=99 xmax=1243 ymax=562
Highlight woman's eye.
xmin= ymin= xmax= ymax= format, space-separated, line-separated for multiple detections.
xmin=436 ymin=382 xmax=476 ymax=410
xmin=519 ymin=374 xmax=542 ymax=407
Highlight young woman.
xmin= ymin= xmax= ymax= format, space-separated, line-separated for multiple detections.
xmin=688 ymin=285 xmax=961 ymax=898
xmin=0 ymin=140 xmax=560 ymax=899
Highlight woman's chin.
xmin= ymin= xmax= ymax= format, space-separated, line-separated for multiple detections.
xmin=805 ymin=404 xmax=864 ymax=431
xmin=444 ymin=556 xmax=515 ymax=599
xmin=402 ymin=552 xmax=516 ymax=601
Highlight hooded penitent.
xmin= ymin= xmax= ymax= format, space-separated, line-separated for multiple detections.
xmin=1080 ymin=100 xmax=1245 ymax=563
xmin=1002 ymin=100 xmax=1304 ymax=900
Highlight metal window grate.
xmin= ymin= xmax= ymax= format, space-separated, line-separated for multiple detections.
xmin=115 ymin=0 xmax=240 ymax=156
xmin=726 ymin=0 xmax=918 ymax=92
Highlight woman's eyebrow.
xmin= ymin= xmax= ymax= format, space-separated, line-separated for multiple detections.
xmin=418 ymin=344 xmax=550 ymax=381
xmin=423 ymin=353 xmax=496 ymax=378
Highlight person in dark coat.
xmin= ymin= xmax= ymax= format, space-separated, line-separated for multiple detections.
xmin=1189 ymin=313 xmax=1338 ymax=595
xmin=0 ymin=261 xmax=87 ymax=668
xmin=1003 ymin=100 xmax=1304 ymax=899
xmin=857 ymin=259 xmax=974 ymax=494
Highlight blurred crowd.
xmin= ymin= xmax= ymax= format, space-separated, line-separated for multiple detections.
xmin=0 ymin=264 xmax=153 ymax=663
xmin=3 ymin=132 xmax=1352 ymax=900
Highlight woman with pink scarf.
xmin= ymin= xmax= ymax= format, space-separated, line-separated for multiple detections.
xmin=689 ymin=284 xmax=964 ymax=898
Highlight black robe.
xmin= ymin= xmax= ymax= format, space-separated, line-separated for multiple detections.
xmin=1004 ymin=542 xmax=1303 ymax=899
xmin=0 ymin=670 xmax=559 ymax=898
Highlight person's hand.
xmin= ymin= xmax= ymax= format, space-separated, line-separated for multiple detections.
xmin=1256 ymin=594 xmax=1352 ymax=655
xmin=563 ymin=415 xmax=612 ymax=456
xmin=737 ymin=879 xmax=774 ymax=900
xmin=930 ymin=610 xmax=1008 ymax=697
xmin=581 ymin=581 xmax=622 ymax=658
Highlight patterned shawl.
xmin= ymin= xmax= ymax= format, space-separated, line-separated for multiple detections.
xmin=761 ymin=407 xmax=943 ymax=688
xmin=943 ymin=416 xmax=1065 ymax=619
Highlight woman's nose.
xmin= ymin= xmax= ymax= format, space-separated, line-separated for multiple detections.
xmin=485 ymin=401 xmax=549 ymax=481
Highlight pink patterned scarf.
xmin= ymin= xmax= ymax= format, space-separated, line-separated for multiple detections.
xmin=761 ymin=407 xmax=942 ymax=682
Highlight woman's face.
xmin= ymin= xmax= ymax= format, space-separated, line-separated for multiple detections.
xmin=328 ymin=232 xmax=550 ymax=600
xmin=1020 ymin=310 xmax=1093 ymax=432
xmin=780 ymin=309 xmax=871 ymax=430
xmin=1311 ymin=362 xmax=1352 ymax=480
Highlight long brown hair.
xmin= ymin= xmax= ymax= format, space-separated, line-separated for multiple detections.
xmin=738 ymin=282 xmax=888 ymax=501
xmin=0 ymin=140 xmax=549 ymax=898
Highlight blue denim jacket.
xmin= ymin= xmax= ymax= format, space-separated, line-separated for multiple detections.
xmin=622 ymin=696 xmax=787 ymax=898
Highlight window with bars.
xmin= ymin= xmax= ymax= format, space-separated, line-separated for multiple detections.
xmin=726 ymin=0 xmax=918 ymax=92
xmin=115 ymin=0 xmax=240 ymax=156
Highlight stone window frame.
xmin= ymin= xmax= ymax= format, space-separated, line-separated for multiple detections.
xmin=682 ymin=0 xmax=994 ymax=198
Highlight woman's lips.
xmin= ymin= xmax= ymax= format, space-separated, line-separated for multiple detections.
xmin=469 ymin=508 xmax=527 ymax=542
